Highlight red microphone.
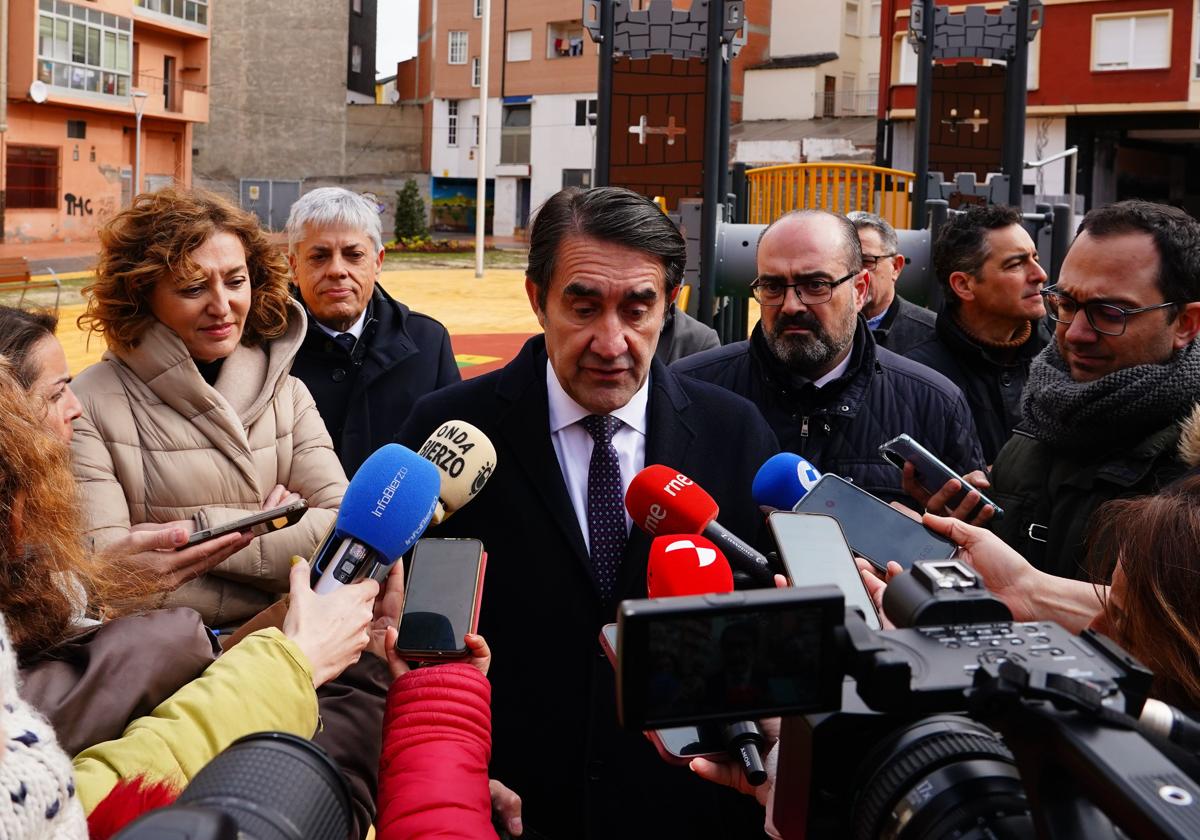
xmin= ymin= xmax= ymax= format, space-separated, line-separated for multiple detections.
xmin=646 ymin=535 xmax=733 ymax=598
xmin=626 ymin=465 xmax=774 ymax=586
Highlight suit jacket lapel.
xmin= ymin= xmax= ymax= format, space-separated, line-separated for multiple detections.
xmin=496 ymin=338 xmax=592 ymax=573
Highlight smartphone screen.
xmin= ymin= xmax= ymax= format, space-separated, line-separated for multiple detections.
xmin=768 ymin=512 xmax=881 ymax=631
xmin=792 ymin=475 xmax=957 ymax=572
xmin=396 ymin=538 xmax=484 ymax=660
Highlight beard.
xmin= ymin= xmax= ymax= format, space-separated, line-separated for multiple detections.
xmin=764 ymin=304 xmax=858 ymax=374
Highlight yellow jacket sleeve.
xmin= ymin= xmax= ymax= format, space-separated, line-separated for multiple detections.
xmin=72 ymin=628 xmax=318 ymax=813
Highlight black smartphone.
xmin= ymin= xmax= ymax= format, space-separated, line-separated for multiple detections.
xmin=179 ymin=500 xmax=308 ymax=550
xmin=792 ymin=474 xmax=957 ymax=572
xmin=879 ymin=433 xmax=1004 ymax=520
xmin=395 ymin=538 xmax=486 ymax=661
xmin=768 ymin=512 xmax=882 ymax=631
xmin=599 ymin=624 xmax=725 ymax=764
xmin=617 ymin=588 xmax=845 ymax=731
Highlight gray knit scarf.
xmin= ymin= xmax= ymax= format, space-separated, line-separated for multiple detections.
xmin=1020 ymin=340 xmax=1200 ymax=451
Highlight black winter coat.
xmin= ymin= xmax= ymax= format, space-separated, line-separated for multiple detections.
xmin=291 ymin=286 xmax=460 ymax=476
xmin=396 ymin=335 xmax=778 ymax=840
xmin=672 ymin=318 xmax=985 ymax=503
xmin=907 ymin=311 xmax=1051 ymax=463
xmin=871 ymin=293 xmax=937 ymax=356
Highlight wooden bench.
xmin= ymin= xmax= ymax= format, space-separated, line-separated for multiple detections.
xmin=0 ymin=257 xmax=61 ymax=313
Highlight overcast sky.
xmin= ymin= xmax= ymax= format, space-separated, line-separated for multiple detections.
xmin=377 ymin=0 xmax=418 ymax=79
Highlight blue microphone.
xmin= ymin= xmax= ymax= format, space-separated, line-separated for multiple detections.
xmin=751 ymin=453 xmax=824 ymax=511
xmin=311 ymin=444 xmax=440 ymax=594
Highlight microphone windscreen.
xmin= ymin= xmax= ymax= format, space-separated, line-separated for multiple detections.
xmin=625 ymin=464 xmax=719 ymax=537
xmin=338 ymin=444 xmax=440 ymax=561
xmin=752 ymin=453 xmax=823 ymax=510
xmin=416 ymin=420 xmax=498 ymax=523
xmin=647 ymin=535 xmax=733 ymax=598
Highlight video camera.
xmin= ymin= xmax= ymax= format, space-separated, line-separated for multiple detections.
xmin=614 ymin=560 xmax=1200 ymax=839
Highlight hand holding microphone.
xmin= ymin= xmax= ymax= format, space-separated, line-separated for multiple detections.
xmin=626 ymin=465 xmax=775 ymax=587
xmin=284 ymin=558 xmax=378 ymax=688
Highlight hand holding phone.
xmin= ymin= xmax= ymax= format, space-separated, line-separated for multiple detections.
xmin=179 ymin=500 xmax=308 ymax=550
xmin=395 ymin=539 xmax=487 ymax=661
xmin=879 ymin=434 xmax=1003 ymax=521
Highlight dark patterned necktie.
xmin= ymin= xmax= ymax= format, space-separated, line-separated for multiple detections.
xmin=580 ymin=414 xmax=627 ymax=599
xmin=334 ymin=332 xmax=356 ymax=354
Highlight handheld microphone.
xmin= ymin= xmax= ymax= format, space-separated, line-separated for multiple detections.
xmin=415 ymin=420 xmax=498 ymax=524
xmin=642 ymin=534 xmax=767 ymax=787
xmin=752 ymin=453 xmax=823 ymax=511
xmin=310 ymin=444 xmax=440 ymax=594
xmin=646 ymin=535 xmax=733 ymax=598
xmin=626 ymin=465 xmax=775 ymax=587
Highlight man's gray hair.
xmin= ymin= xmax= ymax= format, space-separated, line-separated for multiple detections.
xmin=285 ymin=187 xmax=384 ymax=255
xmin=846 ymin=210 xmax=899 ymax=255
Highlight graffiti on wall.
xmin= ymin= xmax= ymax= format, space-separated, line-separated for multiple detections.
xmin=64 ymin=193 xmax=93 ymax=216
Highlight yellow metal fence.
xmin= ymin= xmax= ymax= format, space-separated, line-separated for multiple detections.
xmin=746 ymin=163 xmax=916 ymax=230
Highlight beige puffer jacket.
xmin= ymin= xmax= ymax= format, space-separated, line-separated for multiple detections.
xmin=70 ymin=299 xmax=346 ymax=628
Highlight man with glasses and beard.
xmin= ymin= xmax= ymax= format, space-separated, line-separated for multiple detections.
xmin=922 ymin=200 xmax=1200 ymax=581
xmin=673 ymin=209 xmax=985 ymax=503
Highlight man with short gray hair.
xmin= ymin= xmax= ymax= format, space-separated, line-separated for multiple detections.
xmin=287 ymin=187 xmax=459 ymax=475
xmin=847 ymin=210 xmax=936 ymax=355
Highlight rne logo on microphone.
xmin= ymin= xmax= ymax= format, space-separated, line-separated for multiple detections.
xmin=372 ymin=467 xmax=409 ymax=518
xmin=643 ymin=502 xmax=668 ymax=534
xmin=665 ymin=538 xmax=717 ymax=567
xmin=661 ymin=473 xmax=693 ymax=498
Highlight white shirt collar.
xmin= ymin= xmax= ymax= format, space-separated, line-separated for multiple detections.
xmin=812 ymin=348 xmax=854 ymax=389
xmin=545 ymin=361 xmax=650 ymax=436
xmin=313 ymin=304 xmax=370 ymax=341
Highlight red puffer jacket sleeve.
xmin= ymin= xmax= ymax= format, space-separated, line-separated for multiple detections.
xmin=376 ymin=663 xmax=497 ymax=839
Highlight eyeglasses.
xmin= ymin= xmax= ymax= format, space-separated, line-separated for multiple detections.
xmin=750 ymin=270 xmax=859 ymax=307
xmin=861 ymin=253 xmax=897 ymax=270
xmin=1040 ymin=286 xmax=1179 ymax=337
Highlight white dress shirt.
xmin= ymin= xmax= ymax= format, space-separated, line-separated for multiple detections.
xmin=546 ymin=361 xmax=649 ymax=553
xmin=313 ymin=304 xmax=370 ymax=341
xmin=812 ymin=349 xmax=853 ymax=389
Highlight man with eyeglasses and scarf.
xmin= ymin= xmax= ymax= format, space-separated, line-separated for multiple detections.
xmin=672 ymin=209 xmax=985 ymax=504
xmin=920 ymin=200 xmax=1200 ymax=582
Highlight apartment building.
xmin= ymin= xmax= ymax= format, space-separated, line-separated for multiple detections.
xmin=736 ymin=0 xmax=882 ymax=164
xmin=879 ymin=0 xmax=1200 ymax=214
xmin=1 ymin=0 xmax=209 ymax=242
xmin=413 ymin=0 xmax=770 ymax=237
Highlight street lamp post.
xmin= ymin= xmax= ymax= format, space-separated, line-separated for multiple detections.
xmin=131 ymin=90 xmax=148 ymax=199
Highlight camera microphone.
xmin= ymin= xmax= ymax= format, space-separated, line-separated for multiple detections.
xmin=1138 ymin=698 xmax=1200 ymax=754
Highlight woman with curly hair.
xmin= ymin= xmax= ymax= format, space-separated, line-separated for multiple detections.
xmin=72 ymin=187 xmax=347 ymax=629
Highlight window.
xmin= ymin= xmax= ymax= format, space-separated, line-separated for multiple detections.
xmin=868 ymin=1 xmax=881 ymax=36
xmin=351 ymin=44 xmax=362 ymax=74
xmin=841 ymin=73 xmax=857 ymax=113
xmin=1093 ymin=12 xmax=1170 ymax=71
xmin=500 ymin=103 xmax=531 ymax=164
xmin=547 ymin=19 xmax=585 ymax=58
xmin=562 ymin=169 xmax=592 ymax=189
xmin=867 ymin=73 xmax=879 ymax=112
xmin=66 ymin=119 xmax=86 ymax=138
xmin=135 ymin=0 xmax=208 ymax=25
xmin=896 ymin=34 xmax=917 ymax=84
xmin=449 ymin=31 xmax=468 ymax=65
xmin=5 ymin=145 xmax=58 ymax=209
xmin=447 ymin=100 xmax=459 ymax=146
xmin=37 ymin=1 xmax=132 ymax=96
xmin=575 ymin=98 xmax=598 ymax=126
xmin=472 ymin=115 xmax=480 ymax=146
xmin=845 ymin=1 xmax=859 ymax=36
xmin=473 ymin=0 xmax=482 ymax=18
xmin=471 ymin=56 xmax=481 ymax=87
xmin=507 ymin=29 xmax=532 ymax=62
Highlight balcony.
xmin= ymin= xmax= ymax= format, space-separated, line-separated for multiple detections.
xmin=133 ymin=0 xmax=209 ymax=37
xmin=814 ymin=88 xmax=879 ymax=118
xmin=133 ymin=71 xmax=209 ymax=122
xmin=546 ymin=19 xmax=586 ymax=60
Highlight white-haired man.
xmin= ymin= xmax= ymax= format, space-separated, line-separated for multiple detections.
xmin=287 ymin=187 xmax=460 ymax=475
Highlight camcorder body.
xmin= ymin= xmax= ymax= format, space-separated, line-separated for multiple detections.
xmin=615 ymin=561 xmax=1200 ymax=840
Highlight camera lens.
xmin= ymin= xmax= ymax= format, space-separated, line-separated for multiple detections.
xmin=177 ymin=732 xmax=352 ymax=840
xmin=851 ymin=715 xmax=1033 ymax=840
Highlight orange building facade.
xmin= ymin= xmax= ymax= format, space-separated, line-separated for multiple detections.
xmin=1 ymin=0 xmax=209 ymax=242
